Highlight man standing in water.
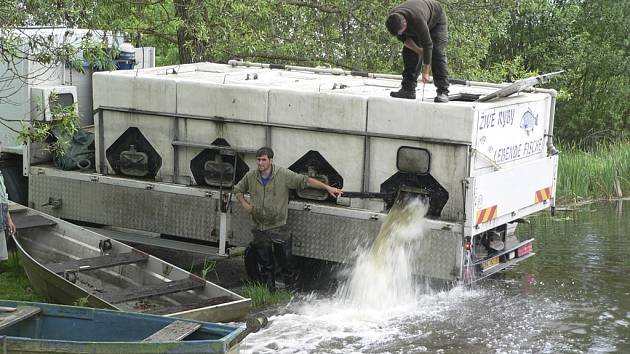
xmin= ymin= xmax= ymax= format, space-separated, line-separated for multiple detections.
xmin=386 ymin=0 xmax=450 ymax=102
xmin=0 ymin=142 xmax=17 ymax=272
xmin=234 ymin=147 xmax=342 ymax=289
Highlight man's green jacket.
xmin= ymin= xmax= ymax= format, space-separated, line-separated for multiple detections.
xmin=233 ymin=165 xmax=308 ymax=231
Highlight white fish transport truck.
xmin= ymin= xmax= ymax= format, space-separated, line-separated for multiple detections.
xmin=22 ymin=61 xmax=560 ymax=284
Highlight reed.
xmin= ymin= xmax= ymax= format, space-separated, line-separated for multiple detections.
xmin=240 ymin=282 xmax=292 ymax=308
xmin=556 ymin=140 xmax=629 ymax=204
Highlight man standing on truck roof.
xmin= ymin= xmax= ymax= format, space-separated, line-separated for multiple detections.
xmin=386 ymin=0 xmax=450 ymax=102
xmin=234 ymin=147 xmax=342 ymax=289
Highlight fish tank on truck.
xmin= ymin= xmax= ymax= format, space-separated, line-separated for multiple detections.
xmin=24 ymin=60 xmax=560 ymax=284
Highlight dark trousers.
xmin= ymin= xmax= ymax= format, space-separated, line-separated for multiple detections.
xmin=401 ymin=21 xmax=449 ymax=95
xmin=244 ymin=226 xmax=296 ymax=288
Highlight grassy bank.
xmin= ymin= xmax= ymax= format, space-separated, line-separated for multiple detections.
xmin=556 ymin=141 xmax=629 ymax=205
xmin=0 ymin=254 xmax=45 ymax=302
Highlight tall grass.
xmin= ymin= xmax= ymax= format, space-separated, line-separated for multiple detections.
xmin=240 ymin=282 xmax=293 ymax=308
xmin=0 ymin=254 xmax=45 ymax=302
xmin=556 ymin=140 xmax=630 ymax=204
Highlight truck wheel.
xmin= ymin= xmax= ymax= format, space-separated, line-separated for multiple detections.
xmin=295 ymin=257 xmax=338 ymax=291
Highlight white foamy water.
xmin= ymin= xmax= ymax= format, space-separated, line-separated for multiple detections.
xmin=240 ymin=287 xmax=481 ymax=354
xmin=240 ymin=198 xmax=483 ymax=353
xmin=240 ymin=201 xmax=629 ymax=353
xmin=334 ymin=198 xmax=430 ymax=312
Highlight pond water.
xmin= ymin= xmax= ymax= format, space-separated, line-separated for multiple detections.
xmin=240 ymin=200 xmax=629 ymax=353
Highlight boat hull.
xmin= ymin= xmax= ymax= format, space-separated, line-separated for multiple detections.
xmin=10 ymin=205 xmax=250 ymax=323
xmin=0 ymin=300 xmax=243 ymax=354
xmin=15 ymin=240 xmax=119 ymax=310
xmin=2 ymin=341 xmax=239 ymax=354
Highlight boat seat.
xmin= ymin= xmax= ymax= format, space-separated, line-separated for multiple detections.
xmin=12 ymin=214 xmax=56 ymax=230
xmin=100 ymin=277 xmax=206 ymax=304
xmin=0 ymin=306 xmax=41 ymax=331
xmin=46 ymin=251 xmax=149 ymax=274
xmin=143 ymin=320 xmax=201 ymax=342
xmin=145 ymin=296 xmax=235 ymax=315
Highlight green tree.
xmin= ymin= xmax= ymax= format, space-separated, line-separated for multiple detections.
xmin=486 ymin=0 xmax=629 ymax=144
xmin=2 ymin=0 xmax=626 ymax=144
xmin=560 ymin=0 xmax=629 ymax=144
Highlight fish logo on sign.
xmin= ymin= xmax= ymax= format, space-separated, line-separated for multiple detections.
xmin=520 ymin=108 xmax=538 ymax=136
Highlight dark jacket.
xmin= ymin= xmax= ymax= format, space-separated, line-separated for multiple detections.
xmin=233 ymin=165 xmax=308 ymax=231
xmin=390 ymin=0 xmax=447 ymax=64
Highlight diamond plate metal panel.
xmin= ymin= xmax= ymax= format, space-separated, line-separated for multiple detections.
xmin=414 ymin=229 xmax=462 ymax=281
xmin=30 ymin=173 xmax=462 ymax=280
xmin=287 ymin=209 xmax=462 ymax=281
xmin=228 ymin=204 xmax=255 ymax=246
xmin=30 ymin=174 xmax=219 ymax=241
xmin=287 ymin=210 xmax=382 ymax=263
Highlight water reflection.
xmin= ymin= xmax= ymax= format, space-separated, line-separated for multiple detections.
xmin=509 ymin=200 xmax=630 ymax=353
xmin=241 ymin=200 xmax=629 ymax=353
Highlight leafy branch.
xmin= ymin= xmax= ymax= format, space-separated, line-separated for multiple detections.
xmin=16 ymin=92 xmax=79 ymax=157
